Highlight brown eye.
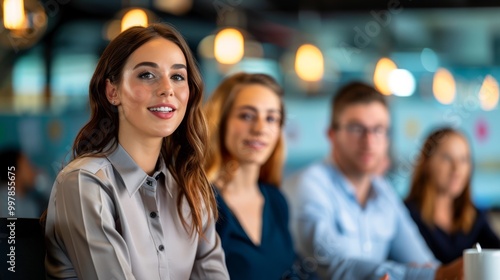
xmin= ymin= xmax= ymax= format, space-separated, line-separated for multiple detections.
xmin=267 ymin=115 xmax=280 ymax=123
xmin=171 ymin=74 xmax=185 ymax=81
xmin=138 ymin=72 xmax=155 ymax=79
xmin=238 ymin=113 xmax=255 ymax=121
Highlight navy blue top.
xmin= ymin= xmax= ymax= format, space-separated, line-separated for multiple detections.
xmin=215 ymin=183 xmax=297 ymax=280
xmin=406 ymin=201 xmax=500 ymax=264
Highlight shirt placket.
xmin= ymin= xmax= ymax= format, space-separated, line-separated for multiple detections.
xmin=361 ymin=211 xmax=372 ymax=254
xmin=359 ymin=208 xmax=372 ymax=255
xmin=141 ymin=175 xmax=170 ymax=280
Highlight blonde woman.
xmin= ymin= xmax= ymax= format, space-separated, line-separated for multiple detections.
xmin=204 ymin=73 xmax=303 ymax=279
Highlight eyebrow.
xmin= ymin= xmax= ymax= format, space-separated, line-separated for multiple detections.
xmin=171 ymin=64 xmax=187 ymax=70
xmin=133 ymin=62 xmax=158 ymax=70
xmin=345 ymin=121 xmax=387 ymax=128
xmin=133 ymin=62 xmax=187 ymax=70
xmin=237 ymin=105 xmax=281 ymax=114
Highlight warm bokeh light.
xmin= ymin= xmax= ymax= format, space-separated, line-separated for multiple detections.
xmin=3 ymin=0 xmax=26 ymax=30
xmin=294 ymin=44 xmax=324 ymax=82
xmin=121 ymin=9 xmax=148 ymax=32
xmin=153 ymin=0 xmax=192 ymax=15
xmin=198 ymin=35 xmax=215 ymax=58
xmin=373 ymin=57 xmax=397 ymax=95
xmin=105 ymin=20 xmax=121 ymax=41
xmin=479 ymin=75 xmax=499 ymax=111
xmin=214 ymin=28 xmax=244 ymax=64
xmin=388 ymin=69 xmax=416 ymax=97
xmin=433 ymin=68 xmax=456 ymax=104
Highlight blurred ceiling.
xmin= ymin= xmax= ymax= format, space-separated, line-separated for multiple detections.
xmin=68 ymin=0 xmax=500 ymax=13
xmin=49 ymin=1 xmax=500 ymax=58
xmin=4 ymin=0 xmax=500 ymax=72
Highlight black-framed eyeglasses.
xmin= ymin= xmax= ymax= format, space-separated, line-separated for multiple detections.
xmin=335 ymin=123 xmax=389 ymax=139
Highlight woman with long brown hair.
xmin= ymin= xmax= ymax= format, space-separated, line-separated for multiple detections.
xmin=44 ymin=23 xmax=229 ymax=279
xmin=405 ymin=127 xmax=500 ymax=264
xmin=204 ymin=72 xmax=303 ymax=279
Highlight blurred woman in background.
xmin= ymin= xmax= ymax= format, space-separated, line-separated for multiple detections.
xmin=204 ymin=72 xmax=303 ymax=279
xmin=405 ymin=127 xmax=500 ymax=264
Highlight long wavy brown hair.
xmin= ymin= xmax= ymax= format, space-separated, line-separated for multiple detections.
xmin=405 ymin=127 xmax=475 ymax=233
xmin=204 ymin=72 xmax=285 ymax=188
xmin=47 ymin=23 xmax=215 ymax=237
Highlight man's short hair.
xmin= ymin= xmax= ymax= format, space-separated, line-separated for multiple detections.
xmin=330 ymin=81 xmax=388 ymax=129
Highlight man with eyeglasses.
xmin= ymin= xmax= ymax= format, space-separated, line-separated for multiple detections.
xmin=282 ymin=81 xmax=463 ymax=280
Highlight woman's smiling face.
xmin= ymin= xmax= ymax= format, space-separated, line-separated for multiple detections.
xmin=107 ymin=37 xmax=190 ymax=141
xmin=224 ymin=84 xmax=282 ymax=166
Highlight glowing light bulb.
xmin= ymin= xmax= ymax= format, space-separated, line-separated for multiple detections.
xmin=479 ymin=75 xmax=499 ymax=111
xmin=121 ymin=9 xmax=148 ymax=32
xmin=294 ymin=44 xmax=324 ymax=82
xmin=214 ymin=28 xmax=244 ymax=64
xmin=153 ymin=0 xmax=192 ymax=15
xmin=3 ymin=0 xmax=26 ymax=30
xmin=432 ymin=68 xmax=456 ymax=105
xmin=373 ymin=57 xmax=397 ymax=95
xmin=388 ymin=69 xmax=416 ymax=97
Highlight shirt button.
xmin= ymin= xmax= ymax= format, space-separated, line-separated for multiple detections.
xmin=146 ymin=180 xmax=152 ymax=186
xmin=158 ymin=245 xmax=164 ymax=251
xmin=150 ymin=212 xmax=157 ymax=218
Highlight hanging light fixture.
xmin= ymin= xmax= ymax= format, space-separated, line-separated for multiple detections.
xmin=373 ymin=57 xmax=397 ymax=96
xmin=3 ymin=0 xmax=26 ymax=30
xmin=0 ymin=0 xmax=47 ymax=50
xmin=294 ymin=44 xmax=324 ymax=82
xmin=388 ymin=69 xmax=416 ymax=97
xmin=121 ymin=8 xmax=148 ymax=32
xmin=105 ymin=8 xmax=156 ymax=40
xmin=214 ymin=28 xmax=244 ymax=64
xmin=432 ymin=68 xmax=456 ymax=105
xmin=153 ymin=0 xmax=192 ymax=16
xmin=479 ymin=75 xmax=499 ymax=111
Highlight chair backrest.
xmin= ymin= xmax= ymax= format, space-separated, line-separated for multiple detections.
xmin=0 ymin=218 xmax=46 ymax=280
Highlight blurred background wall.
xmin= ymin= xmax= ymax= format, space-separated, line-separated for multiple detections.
xmin=0 ymin=0 xmax=499 ymax=209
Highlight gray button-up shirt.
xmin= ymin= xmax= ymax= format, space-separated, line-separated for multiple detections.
xmin=45 ymin=144 xmax=229 ymax=279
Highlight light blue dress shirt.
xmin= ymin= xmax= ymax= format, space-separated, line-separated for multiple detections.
xmin=282 ymin=158 xmax=439 ymax=280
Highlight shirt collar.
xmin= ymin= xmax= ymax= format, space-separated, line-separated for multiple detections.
xmin=324 ymin=157 xmax=380 ymax=201
xmin=106 ymin=143 xmax=170 ymax=197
